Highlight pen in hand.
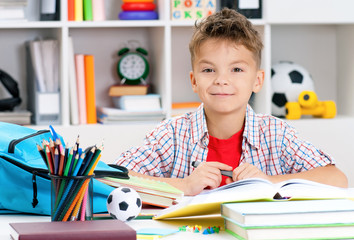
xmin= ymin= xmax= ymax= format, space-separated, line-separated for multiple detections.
xmin=192 ymin=161 xmax=233 ymax=178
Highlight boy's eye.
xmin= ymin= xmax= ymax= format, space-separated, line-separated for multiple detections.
xmin=202 ymin=68 xmax=214 ymax=73
xmin=232 ymin=68 xmax=243 ymax=72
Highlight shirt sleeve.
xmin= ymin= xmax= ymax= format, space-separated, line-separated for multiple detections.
xmin=114 ymin=121 xmax=175 ymax=177
xmin=280 ymin=123 xmax=335 ymax=173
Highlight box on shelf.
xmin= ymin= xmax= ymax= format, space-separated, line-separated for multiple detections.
xmin=108 ymin=84 xmax=148 ymax=97
xmin=171 ymin=0 xmax=216 ymax=20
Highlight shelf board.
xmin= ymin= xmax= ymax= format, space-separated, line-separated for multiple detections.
xmin=0 ymin=20 xmax=167 ymax=29
xmin=65 ymin=20 xmax=166 ymax=28
xmin=0 ymin=21 xmax=62 ymax=29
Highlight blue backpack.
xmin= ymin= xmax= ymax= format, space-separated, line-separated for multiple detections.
xmin=0 ymin=122 xmax=128 ymax=215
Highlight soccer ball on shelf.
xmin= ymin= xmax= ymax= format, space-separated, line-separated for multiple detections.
xmin=106 ymin=187 xmax=142 ymax=222
xmin=271 ymin=61 xmax=315 ymax=117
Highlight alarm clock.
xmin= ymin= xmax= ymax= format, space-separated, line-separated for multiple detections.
xmin=117 ymin=47 xmax=149 ymax=85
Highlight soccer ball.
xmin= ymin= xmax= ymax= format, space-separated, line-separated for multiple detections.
xmin=106 ymin=187 xmax=142 ymax=221
xmin=271 ymin=61 xmax=315 ymax=117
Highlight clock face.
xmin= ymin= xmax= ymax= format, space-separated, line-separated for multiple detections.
xmin=118 ymin=53 xmax=147 ymax=80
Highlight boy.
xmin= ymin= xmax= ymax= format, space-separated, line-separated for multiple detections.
xmin=115 ymin=8 xmax=347 ymax=196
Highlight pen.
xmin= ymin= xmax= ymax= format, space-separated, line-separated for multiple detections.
xmin=192 ymin=161 xmax=233 ymax=178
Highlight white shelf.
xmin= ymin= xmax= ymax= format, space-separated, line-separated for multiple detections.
xmin=2 ymin=0 xmax=354 ymax=185
xmin=2 ymin=0 xmax=354 ymax=123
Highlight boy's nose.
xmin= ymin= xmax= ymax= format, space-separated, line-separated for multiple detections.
xmin=214 ymin=73 xmax=229 ymax=85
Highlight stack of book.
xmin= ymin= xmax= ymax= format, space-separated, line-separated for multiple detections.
xmin=98 ymin=175 xmax=184 ymax=208
xmin=221 ymin=199 xmax=354 ymax=240
xmin=0 ymin=0 xmax=27 ymax=22
xmin=96 ymin=84 xmax=164 ymax=123
xmin=96 ymin=106 xmax=165 ymax=123
xmin=68 ymin=37 xmax=97 ymax=125
xmin=0 ymin=110 xmax=31 ymax=125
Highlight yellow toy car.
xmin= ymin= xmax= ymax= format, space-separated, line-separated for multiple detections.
xmin=285 ymin=91 xmax=336 ymax=120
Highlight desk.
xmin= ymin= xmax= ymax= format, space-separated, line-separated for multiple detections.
xmin=0 ymin=214 xmax=234 ymax=240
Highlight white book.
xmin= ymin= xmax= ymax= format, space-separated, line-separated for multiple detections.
xmin=0 ymin=6 xmax=25 ymax=19
xmin=112 ymin=94 xmax=162 ymax=111
xmin=221 ymin=199 xmax=354 ymax=227
xmin=154 ymin=178 xmax=352 ymax=220
xmin=68 ymin=37 xmax=79 ymax=125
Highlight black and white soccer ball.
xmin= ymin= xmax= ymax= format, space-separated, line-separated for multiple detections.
xmin=271 ymin=61 xmax=315 ymax=117
xmin=106 ymin=187 xmax=142 ymax=222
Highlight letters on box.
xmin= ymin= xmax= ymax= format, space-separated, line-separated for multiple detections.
xmin=171 ymin=0 xmax=216 ymax=20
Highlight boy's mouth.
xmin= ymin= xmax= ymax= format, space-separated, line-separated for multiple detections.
xmin=211 ymin=93 xmax=234 ymax=96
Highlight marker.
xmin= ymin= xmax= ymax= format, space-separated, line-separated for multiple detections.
xmin=192 ymin=161 xmax=233 ymax=178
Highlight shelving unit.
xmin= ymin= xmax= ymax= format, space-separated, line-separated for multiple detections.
xmin=2 ymin=0 xmax=354 ymax=184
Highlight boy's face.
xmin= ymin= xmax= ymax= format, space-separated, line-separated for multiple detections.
xmin=190 ymin=39 xmax=264 ymax=117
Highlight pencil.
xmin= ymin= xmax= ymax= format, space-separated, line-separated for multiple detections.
xmin=54 ymin=148 xmax=59 ymax=175
xmin=58 ymin=145 xmax=65 ymax=176
xmin=45 ymin=145 xmax=54 ymax=174
xmin=80 ymin=188 xmax=88 ymax=221
xmin=68 ymin=144 xmax=78 ymax=175
xmin=84 ymin=145 xmax=103 ymax=175
xmin=79 ymin=146 xmax=96 ymax=176
xmin=37 ymin=143 xmax=48 ymax=167
xmin=63 ymin=148 xmax=74 ymax=177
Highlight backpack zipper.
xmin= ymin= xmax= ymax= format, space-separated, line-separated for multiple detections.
xmin=8 ymin=129 xmax=50 ymax=154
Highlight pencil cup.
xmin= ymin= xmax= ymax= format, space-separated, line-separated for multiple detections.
xmin=49 ymin=174 xmax=94 ymax=222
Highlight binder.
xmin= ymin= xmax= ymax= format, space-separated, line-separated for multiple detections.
xmin=40 ymin=0 xmax=60 ymax=21
xmin=26 ymin=42 xmax=61 ymax=125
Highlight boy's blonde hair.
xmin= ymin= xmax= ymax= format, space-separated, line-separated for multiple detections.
xmin=189 ymin=8 xmax=263 ymax=68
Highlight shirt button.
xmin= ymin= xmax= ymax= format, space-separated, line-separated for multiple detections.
xmin=124 ymin=152 xmax=131 ymax=158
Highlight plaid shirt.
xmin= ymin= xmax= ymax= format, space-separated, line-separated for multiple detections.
xmin=115 ymin=104 xmax=334 ymax=178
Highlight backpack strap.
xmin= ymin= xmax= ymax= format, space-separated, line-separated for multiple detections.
xmin=94 ymin=164 xmax=129 ymax=179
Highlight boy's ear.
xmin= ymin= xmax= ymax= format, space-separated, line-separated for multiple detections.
xmin=190 ymin=71 xmax=198 ymax=93
xmin=252 ymin=69 xmax=265 ymax=93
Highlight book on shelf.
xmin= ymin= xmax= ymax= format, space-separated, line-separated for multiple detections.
xmin=225 ymin=218 xmax=354 ymax=240
xmin=108 ymin=84 xmax=148 ymax=96
xmin=83 ymin=0 xmax=93 ymax=21
xmin=112 ymin=94 xmax=162 ymax=111
xmin=221 ymin=199 xmax=354 ymax=227
xmin=9 ymin=219 xmax=136 ymax=240
xmin=84 ymin=55 xmax=97 ymax=124
xmin=98 ymin=175 xmax=184 ymax=208
xmin=153 ymin=178 xmax=351 ymax=220
xmin=171 ymin=101 xmax=201 ymax=116
xmin=67 ymin=0 xmax=75 ymax=21
xmin=68 ymin=37 xmax=79 ymax=125
xmin=75 ymin=0 xmax=83 ymax=21
xmin=75 ymin=54 xmax=87 ymax=124
xmin=0 ymin=1 xmax=27 ymax=21
xmin=92 ymin=0 xmax=105 ymax=21
xmin=97 ymin=107 xmax=165 ymax=123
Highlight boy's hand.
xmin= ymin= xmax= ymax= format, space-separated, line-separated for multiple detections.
xmin=182 ymin=162 xmax=233 ymax=196
xmin=225 ymin=163 xmax=269 ymax=184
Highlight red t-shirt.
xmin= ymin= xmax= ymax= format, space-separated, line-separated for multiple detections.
xmin=206 ymin=127 xmax=244 ymax=186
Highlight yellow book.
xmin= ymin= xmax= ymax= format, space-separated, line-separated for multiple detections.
xmin=75 ymin=0 xmax=83 ymax=21
xmin=98 ymin=175 xmax=184 ymax=208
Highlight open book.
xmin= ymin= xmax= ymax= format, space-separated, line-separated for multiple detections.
xmin=154 ymin=178 xmax=351 ymax=220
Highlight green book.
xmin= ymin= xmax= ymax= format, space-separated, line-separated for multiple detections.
xmin=83 ymin=0 xmax=93 ymax=21
xmin=225 ymin=218 xmax=354 ymax=240
xmin=221 ymin=199 xmax=354 ymax=227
